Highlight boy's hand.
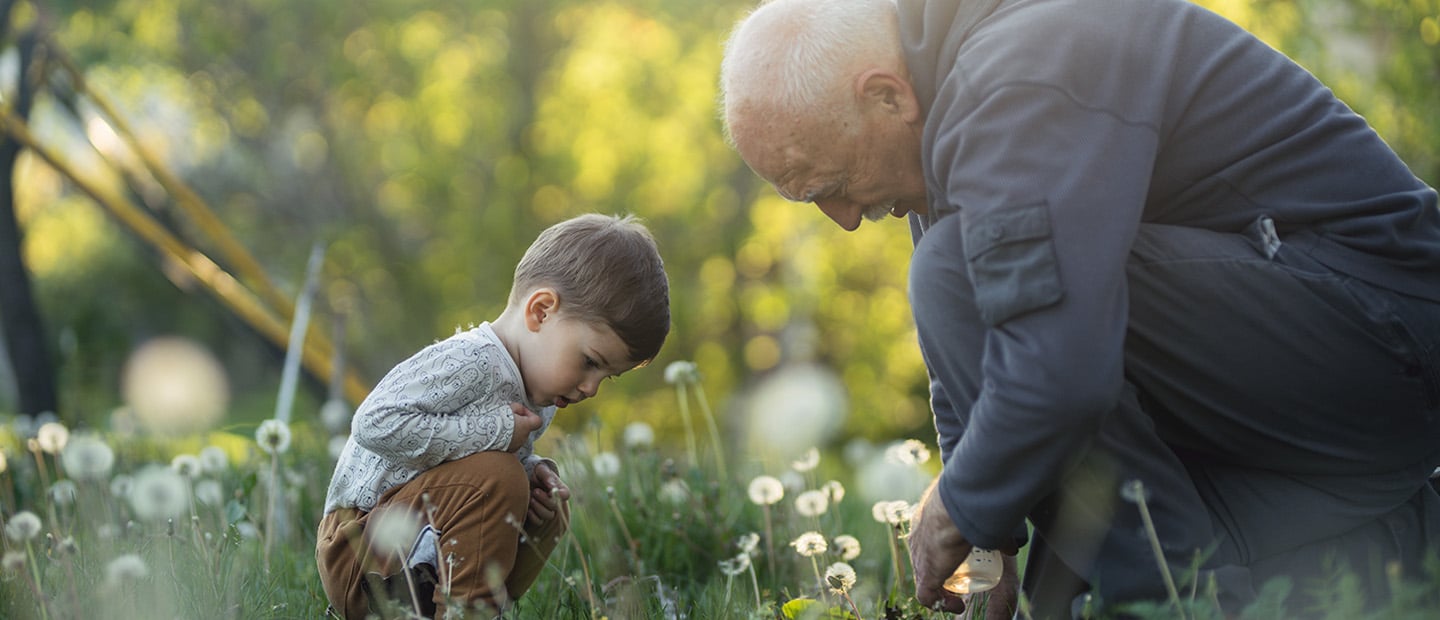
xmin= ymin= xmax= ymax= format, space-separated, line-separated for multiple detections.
xmin=527 ymin=462 xmax=570 ymax=527
xmin=508 ymin=402 xmax=542 ymax=452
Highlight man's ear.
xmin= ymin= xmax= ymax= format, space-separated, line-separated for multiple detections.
xmin=523 ymin=288 xmax=560 ymax=332
xmin=857 ymin=69 xmax=921 ymax=124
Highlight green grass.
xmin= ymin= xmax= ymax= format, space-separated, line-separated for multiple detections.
xmin=2 ymin=408 xmax=1438 ymax=620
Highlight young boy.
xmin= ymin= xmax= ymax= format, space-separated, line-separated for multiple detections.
xmin=317 ymin=213 xmax=670 ymax=618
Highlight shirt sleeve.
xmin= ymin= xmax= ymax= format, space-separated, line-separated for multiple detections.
xmin=927 ymin=78 xmax=1160 ymax=550
xmin=350 ymin=335 xmax=518 ymax=470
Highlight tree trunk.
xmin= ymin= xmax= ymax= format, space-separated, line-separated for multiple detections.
xmin=0 ymin=25 xmax=58 ymax=417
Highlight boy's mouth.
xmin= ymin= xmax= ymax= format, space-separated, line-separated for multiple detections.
xmin=555 ymin=396 xmax=571 ymax=408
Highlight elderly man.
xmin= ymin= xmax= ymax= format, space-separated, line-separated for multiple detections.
xmin=721 ymin=0 xmax=1440 ymax=617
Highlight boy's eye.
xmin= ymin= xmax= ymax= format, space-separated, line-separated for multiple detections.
xmin=584 ymin=355 xmax=599 ymax=369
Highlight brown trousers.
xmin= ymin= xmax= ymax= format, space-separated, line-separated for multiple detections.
xmin=316 ymin=451 xmax=568 ymax=618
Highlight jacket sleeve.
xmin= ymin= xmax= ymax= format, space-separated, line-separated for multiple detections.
xmin=926 ymin=77 xmax=1160 ymax=550
xmin=350 ymin=335 xmax=517 ymax=470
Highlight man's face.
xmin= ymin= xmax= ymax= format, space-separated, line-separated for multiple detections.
xmin=731 ymin=103 xmax=926 ymax=231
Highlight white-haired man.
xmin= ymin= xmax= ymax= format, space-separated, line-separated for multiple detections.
xmin=722 ymin=0 xmax=1440 ymax=617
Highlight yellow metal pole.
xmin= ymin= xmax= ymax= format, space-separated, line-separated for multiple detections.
xmin=0 ymin=108 xmax=371 ymax=406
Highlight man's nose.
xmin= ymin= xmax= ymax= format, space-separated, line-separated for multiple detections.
xmin=816 ymin=199 xmax=860 ymax=231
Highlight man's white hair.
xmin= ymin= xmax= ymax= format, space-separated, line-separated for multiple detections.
xmin=720 ymin=0 xmax=902 ymax=138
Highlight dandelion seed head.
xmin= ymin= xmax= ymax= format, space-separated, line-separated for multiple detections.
xmin=368 ymin=506 xmax=422 ymax=557
xmin=36 ymin=421 xmax=69 ymax=454
xmin=1120 ymin=479 xmax=1149 ymax=504
xmin=170 ymin=454 xmax=202 ymax=477
xmin=622 ymin=422 xmax=655 ymax=449
xmin=745 ymin=363 xmax=847 ymax=459
xmin=718 ymin=553 xmax=751 ymax=577
xmin=663 ymin=360 xmax=698 ymax=385
xmin=591 ymin=452 xmax=621 ymax=478
xmin=60 ymin=434 xmax=115 ymax=480
xmin=825 ymin=562 xmax=858 ymax=593
xmin=659 ymin=479 xmax=690 ymax=505
xmin=2 ymin=551 xmax=24 ymax=573
xmin=886 ymin=439 xmax=932 ymax=467
xmin=795 ymin=489 xmax=829 ymax=517
xmin=110 ymin=474 xmax=134 ymax=498
xmin=105 ymin=554 xmax=150 ymax=587
xmin=235 ymin=522 xmax=259 ymax=539
xmin=791 ymin=447 xmax=820 ymax=473
xmin=747 ymin=475 xmax=784 ymax=505
xmin=737 ymin=532 xmax=761 ymax=555
xmin=128 ymin=465 xmax=190 ymax=521
xmin=56 ymin=536 xmax=78 ymax=555
xmin=5 ymin=511 xmax=42 ymax=542
xmin=319 ymin=398 xmax=352 ymax=435
xmin=823 ymin=480 xmax=846 ymax=503
xmin=198 ymin=445 xmax=229 ymax=474
xmin=49 ymin=479 xmax=78 ymax=506
xmin=255 ymin=419 xmax=292 ymax=455
xmin=195 ymin=479 xmax=225 ymax=506
xmin=833 ymin=534 xmax=861 ymax=561
xmin=791 ymin=531 xmax=827 ymax=557
xmin=122 ymin=337 xmax=229 ymax=435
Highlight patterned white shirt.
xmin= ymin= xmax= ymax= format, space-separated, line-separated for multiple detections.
xmin=322 ymin=323 xmax=556 ymax=514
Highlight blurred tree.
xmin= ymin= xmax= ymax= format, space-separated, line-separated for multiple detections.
xmin=0 ymin=2 xmax=58 ymax=417
xmin=13 ymin=0 xmax=1435 ymax=455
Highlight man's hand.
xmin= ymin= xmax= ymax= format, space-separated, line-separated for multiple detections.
xmin=526 ymin=461 xmax=570 ymax=527
xmin=911 ymin=478 xmax=972 ymax=614
xmin=508 ymin=403 xmax=542 ymax=452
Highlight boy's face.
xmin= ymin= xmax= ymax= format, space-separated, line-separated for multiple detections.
xmin=519 ymin=314 xmax=634 ymax=409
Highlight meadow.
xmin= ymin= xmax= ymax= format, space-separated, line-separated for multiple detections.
xmin=1 ymin=362 xmax=1437 ymax=620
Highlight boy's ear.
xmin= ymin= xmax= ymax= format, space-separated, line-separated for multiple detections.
xmin=523 ymin=288 xmax=560 ymax=332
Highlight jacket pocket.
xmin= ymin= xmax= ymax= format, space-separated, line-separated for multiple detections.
xmin=963 ymin=202 xmax=1065 ymax=326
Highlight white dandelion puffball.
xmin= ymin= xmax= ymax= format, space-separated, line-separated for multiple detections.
xmin=737 ymin=532 xmax=761 ymax=555
xmin=128 ymin=465 xmax=190 ymax=521
xmin=790 ymin=531 xmax=828 ymax=557
xmin=747 ymin=475 xmax=784 ymax=506
xmin=122 ymin=337 xmax=230 ymax=435
xmin=794 ymin=489 xmax=830 ymax=517
xmin=591 ymin=452 xmax=621 ymax=478
xmin=4 ymin=511 xmax=42 ymax=542
xmin=2 ymin=551 xmax=24 ymax=573
xmin=623 ymin=422 xmax=655 ymax=449
xmin=198 ymin=445 xmax=229 ymax=474
xmin=857 ymin=451 xmax=931 ymax=505
xmin=170 ymin=454 xmax=202 ymax=477
xmin=886 ymin=439 xmax=932 ymax=467
xmin=825 ymin=562 xmax=858 ymax=593
xmin=368 ymin=506 xmax=423 ymax=557
xmin=663 ymin=360 xmax=698 ymax=385
xmin=105 ymin=554 xmax=149 ymax=587
xmin=109 ymin=474 xmax=134 ymax=498
xmin=659 ymin=479 xmax=690 ymax=505
xmin=255 ymin=419 xmax=292 ymax=455
xmin=744 ymin=363 xmax=847 ymax=459
xmin=791 ymin=447 xmax=820 ymax=473
xmin=36 ymin=421 xmax=69 ymax=454
xmin=61 ymin=434 xmax=116 ymax=481
xmin=718 ymin=554 xmax=751 ymax=577
xmin=833 ymin=535 xmax=861 ymax=561
xmin=194 ymin=479 xmax=225 ymax=507
xmin=319 ymin=398 xmax=352 ymax=435
xmin=49 ymin=480 xmax=78 ymax=506
xmin=823 ymin=480 xmax=846 ymax=503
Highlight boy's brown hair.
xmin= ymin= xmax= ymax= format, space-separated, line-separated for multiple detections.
xmin=510 ymin=213 xmax=670 ymax=366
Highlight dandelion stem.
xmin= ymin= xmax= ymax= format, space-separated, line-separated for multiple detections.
xmin=24 ymin=542 xmax=51 ymax=620
xmin=762 ymin=504 xmax=776 ymax=579
xmin=606 ymin=491 xmax=643 ymax=574
xmin=692 ymin=382 xmax=727 ymax=480
xmin=675 ymin=382 xmax=699 ymax=469
xmin=747 ymin=558 xmax=762 ymax=609
xmin=264 ymin=451 xmax=278 ymax=569
xmin=565 ymin=531 xmax=601 ymax=619
xmin=1132 ymin=481 xmax=1186 ymax=619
